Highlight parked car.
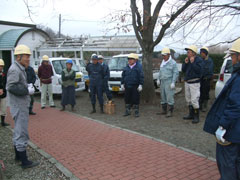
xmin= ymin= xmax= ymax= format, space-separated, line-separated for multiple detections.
xmin=215 ymin=57 xmax=232 ymax=98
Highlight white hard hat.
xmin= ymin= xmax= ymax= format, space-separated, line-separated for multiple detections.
xmin=0 ymin=59 xmax=4 ymax=66
xmin=229 ymin=38 xmax=240 ymax=54
xmin=161 ymin=48 xmax=171 ymax=55
xmin=128 ymin=53 xmax=139 ymax=60
xmin=42 ymin=55 xmax=49 ymax=61
xmin=14 ymin=45 xmax=31 ymax=55
xmin=185 ymin=45 xmax=198 ymax=54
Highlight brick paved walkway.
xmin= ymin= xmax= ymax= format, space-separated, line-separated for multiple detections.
xmin=6 ymin=103 xmax=220 ymax=180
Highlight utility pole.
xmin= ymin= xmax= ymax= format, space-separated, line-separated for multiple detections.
xmin=59 ymin=14 xmax=61 ymax=38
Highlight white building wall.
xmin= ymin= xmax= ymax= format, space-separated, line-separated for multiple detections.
xmin=17 ymin=31 xmax=48 ymax=67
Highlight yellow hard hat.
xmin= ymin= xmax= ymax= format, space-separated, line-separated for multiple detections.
xmin=200 ymin=46 xmax=209 ymax=53
xmin=42 ymin=55 xmax=49 ymax=61
xmin=0 ymin=59 xmax=4 ymax=66
xmin=128 ymin=53 xmax=139 ymax=60
xmin=229 ymin=38 xmax=240 ymax=53
xmin=185 ymin=45 xmax=198 ymax=54
xmin=161 ymin=48 xmax=171 ymax=55
xmin=14 ymin=44 xmax=31 ymax=55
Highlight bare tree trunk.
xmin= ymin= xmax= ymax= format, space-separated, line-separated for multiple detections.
xmin=141 ymin=48 xmax=156 ymax=104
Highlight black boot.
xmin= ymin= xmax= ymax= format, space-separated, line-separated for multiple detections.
xmin=60 ymin=105 xmax=65 ymax=111
xmin=156 ymin=104 xmax=167 ymax=115
xmin=202 ymin=100 xmax=208 ymax=112
xmin=29 ymin=108 xmax=36 ymax=115
xmin=14 ymin=146 xmax=20 ymax=162
xmin=90 ymin=104 xmax=96 ymax=114
xmin=166 ymin=105 xmax=174 ymax=118
xmin=123 ymin=104 xmax=131 ymax=116
xmin=134 ymin=105 xmax=139 ymax=117
xmin=1 ymin=116 xmax=9 ymax=126
xmin=18 ymin=150 xmax=39 ymax=169
xmin=192 ymin=109 xmax=200 ymax=124
xmin=183 ymin=105 xmax=194 ymax=120
xmin=100 ymin=104 xmax=104 ymax=114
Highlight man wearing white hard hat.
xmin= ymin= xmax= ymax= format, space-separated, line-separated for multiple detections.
xmin=156 ymin=48 xmax=179 ymax=117
xmin=204 ymin=38 xmax=240 ymax=180
xmin=182 ymin=45 xmax=203 ymax=124
xmin=38 ymin=55 xmax=55 ymax=109
xmin=199 ymin=47 xmax=214 ymax=112
xmin=121 ymin=53 xmax=144 ymax=117
xmin=6 ymin=44 xmax=39 ymax=169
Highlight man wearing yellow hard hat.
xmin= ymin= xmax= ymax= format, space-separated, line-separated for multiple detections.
xmin=203 ymin=38 xmax=240 ymax=180
xmin=182 ymin=45 xmax=202 ymax=124
xmin=38 ymin=55 xmax=55 ymax=109
xmin=199 ymin=46 xmax=214 ymax=112
xmin=6 ymin=44 xmax=39 ymax=168
xmin=0 ymin=59 xmax=9 ymax=127
xmin=156 ymin=48 xmax=179 ymax=117
xmin=121 ymin=53 xmax=144 ymax=117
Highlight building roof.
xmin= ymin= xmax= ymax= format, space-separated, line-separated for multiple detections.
xmin=0 ymin=20 xmax=36 ymax=28
xmin=0 ymin=28 xmax=50 ymax=49
xmin=0 ymin=28 xmax=30 ymax=49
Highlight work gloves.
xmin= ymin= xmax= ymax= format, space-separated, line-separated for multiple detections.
xmin=137 ymin=85 xmax=143 ymax=92
xmin=121 ymin=84 xmax=125 ymax=91
xmin=215 ymin=126 xmax=226 ymax=143
xmin=28 ymin=83 xmax=35 ymax=95
xmin=170 ymin=83 xmax=175 ymax=89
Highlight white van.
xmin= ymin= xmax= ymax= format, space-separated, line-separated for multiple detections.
xmin=215 ymin=57 xmax=232 ymax=98
xmin=35 ymin=57 xmax=85 ymax=94
xmin=108 ymin=54 xmax=158 ymax=92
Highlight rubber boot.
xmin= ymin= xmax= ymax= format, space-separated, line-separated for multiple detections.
xmin=29 ymin=107 xmax=36 ymax=115
xmin=90 ymin=104 xmax=96 ymax=114
xmin=18 ymin=150 xmax=39 ymax=169
xmin=156 ymin=104 xmax=167 ymax=115
xmin=183 ymin=105 xmax=194 ymax=120
xmin=134 ymin=105 xmax=139 ymax=117
xmin=202 ymin=100 xmax=208 ymax=112
xmin=100 ymin=104 xmax=104 ymax=114
xmin=14 ymin=146 xmax=20 ymax=162
xmin=1 ymin=116 xmax=9 ymax=126
xmin=166 ymin=105 xmax=174 ymax=118
xmin=199 ymin=99 xmax=202 ymax=111
xmin=192 ymin=109 xmax=200 ymax=124
xmin=60 ymin=105 xmax=65 ymax=111
xmin=123 ymin=104 xmax=131 ymax=116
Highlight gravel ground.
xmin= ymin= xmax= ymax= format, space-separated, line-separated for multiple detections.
xmin=36 ymin=82 xmax=217 ymax=159
xmin=0 ymin=127 xmax=69 ymax=180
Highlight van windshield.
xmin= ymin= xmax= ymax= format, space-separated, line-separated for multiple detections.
xmin=109 ymin=56 xmax=142 ymax=71
xmin=52 ymin=59 xmax=79 ymax=75
xmin=224 ymin=59 xmax=233 ymax=73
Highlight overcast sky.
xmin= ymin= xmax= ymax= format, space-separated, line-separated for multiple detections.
xmin=1 ymin=0 xmax=239 ymax=52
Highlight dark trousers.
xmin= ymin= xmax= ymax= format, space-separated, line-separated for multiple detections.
xmin=103 ymin=81 xmax=112 ymax=100
xmin=61 ymin=86 xmax=76 ymax=106
xmin=90 ymin=84 xmax=103 ymax=105
xmin=29 ymin=95 xmax=34 ymax=112
xmin=216 ymin=143 xmax=240 ymax=180
xmin=124 ymin=85 xmax=140 ymax=105
xmin=200 ymin=79 xmax=211 ymax=101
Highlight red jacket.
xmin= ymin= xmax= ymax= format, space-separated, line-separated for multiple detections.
xmin=38 ymin=63 xmax=53 ymax=84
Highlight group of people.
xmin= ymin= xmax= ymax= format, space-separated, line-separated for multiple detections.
xmin=86 ymin=53 xmax=144 ymax=117
xmin=1 ymin=38 xmax=240 ymax=179
xmin=156 ymin=45 xmax=213 ymax=124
